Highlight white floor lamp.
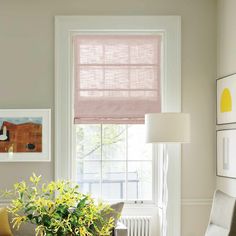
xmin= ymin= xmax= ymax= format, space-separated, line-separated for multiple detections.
xmin=145 ymin=113 xmax=190 ymax=236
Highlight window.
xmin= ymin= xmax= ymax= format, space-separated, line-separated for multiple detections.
xmin=55 ymin=16 xmax=181 ymax=236
xmin=75 ymin=124 xmax=153 ymax=202
xmin=72 ymin=34 xmax=162 ymax=202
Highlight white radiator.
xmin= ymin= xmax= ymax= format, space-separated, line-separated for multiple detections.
xmin=120 ymin=216 xmax=152 ymax=236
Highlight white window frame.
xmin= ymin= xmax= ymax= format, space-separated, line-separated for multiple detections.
xmin=55 ymin=16 xmax=181 ymax=236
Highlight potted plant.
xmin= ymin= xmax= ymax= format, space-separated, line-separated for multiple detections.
xmin=4 ymin=174 xmax=115 ymax=236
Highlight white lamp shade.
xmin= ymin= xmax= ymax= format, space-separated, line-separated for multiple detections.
xmin=145 ymin=113 xmax=191 ymax=143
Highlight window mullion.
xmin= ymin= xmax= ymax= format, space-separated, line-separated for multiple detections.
xmin=128 ymin=42 xmax=131 ymax=98
xmin=100 ymin=124 xmax=103 ymax=199
xmin=125 ymin=124 xmax=128 ymax=202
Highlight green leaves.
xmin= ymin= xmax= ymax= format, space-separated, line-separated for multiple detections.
xmin=42 ymin=214 xmax=52 ymax=227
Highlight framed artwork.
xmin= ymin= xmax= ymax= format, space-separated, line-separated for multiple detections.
xmin=217 ymin=73 xmax=236 ymax=125
xmin=0 ymin=109 xmax=51 ymax=162
xmin=217 ymin=129 xmax=236 ymax=179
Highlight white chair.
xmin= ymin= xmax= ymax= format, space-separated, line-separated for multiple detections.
xmin=205 ymin=190 xmax=236 ymax=236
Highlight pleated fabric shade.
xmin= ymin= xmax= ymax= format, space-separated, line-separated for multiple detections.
xmin=73 ymin=35 xmax=162 ymax=124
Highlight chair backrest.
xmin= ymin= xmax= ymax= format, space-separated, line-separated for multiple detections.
xmin=205 ymin=190 xmax=236 ymax=236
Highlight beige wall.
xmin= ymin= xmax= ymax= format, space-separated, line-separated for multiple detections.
xmin=217 ymin=0 xmax=236 ymax=196
xmin=217 ymin=0 xmax=236 ymax=78
xmin=0 ymin=0 xmax=216 ymax=235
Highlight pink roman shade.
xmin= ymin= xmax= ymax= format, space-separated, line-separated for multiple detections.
xmin=74 ymin=35 xmax=162 ymax=124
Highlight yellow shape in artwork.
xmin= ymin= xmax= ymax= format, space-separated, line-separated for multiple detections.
xmin=221 ymin=88 xmax=232 ymax=112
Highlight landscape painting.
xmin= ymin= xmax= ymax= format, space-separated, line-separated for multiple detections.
xmin=0 ymin=117 xmax=42 ymax=153
xmin=0 ymin=109 xmax=51 ymax=162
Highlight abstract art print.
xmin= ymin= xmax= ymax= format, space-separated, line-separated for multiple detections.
xmin=217 ymin=129 xmax=236 ymax=179
xmin=0 ymin=109 xmax=51 ymax=162
xmin=217 ymin=74 xmax=236 ymax=124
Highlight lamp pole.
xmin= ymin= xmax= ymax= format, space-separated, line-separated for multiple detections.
xmin=145 ymin=113 xmax=190 ymax=236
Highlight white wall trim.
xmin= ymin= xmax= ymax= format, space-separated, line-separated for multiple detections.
xmin=0 ymin=199 xmax=11 ymax=205
xmin=181 ymin=198 xmax=212 ymax=206
xmin=2 ymin=198 xmax=213 ymax=207
xmin=55 ymin=15 xmax=181 ymax=236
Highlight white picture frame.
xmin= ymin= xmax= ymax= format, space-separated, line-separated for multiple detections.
xmin=0 ymin=109 xmax=51 ymax=162
xmin=217 ymin=129 xmax=236 ymax=178
xmin=217 ymin=74 xmax=236 ymax=125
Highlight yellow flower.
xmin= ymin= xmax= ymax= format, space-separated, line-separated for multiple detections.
xmin=1 ymin=189 xmax=12 ymax=197
xmin=30 ymin=173 xmax=42 ymax=185
xmin=79 ymin=226 xmax=87 ymax=236
xmin=12 ymin=215 xmax=27 ymax=230
xmin=8 ymin=199 xmax=23 ymax=213
xmin=41 ymin=183 xmax=47 ymax=193
xmin=35 ymin=225 xmax=45 ymax=236
xmin=46 ymin=182 xmax=56 ymax=194
xmin=14 ymin=181 xmax=27 ymax=193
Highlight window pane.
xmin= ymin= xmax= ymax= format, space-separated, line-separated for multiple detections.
xmin=79 ymin=66 xmax=104 ymax=89
xmin=104 ymin=43 xmax=129 ymax=64
xmin=102 ymin=161 xmax=126 ymax=200
xmin=76 ymin=124 xmax=101 ymax=160
xmin=128 ymin=125 xmax=152 ymax=160
xmin=79 ymin=43 xmax=103 ymax=64
xmin=130 ymin=67 xmax=157 ymax=89
xmin=76 ymin=160 xmax=101 ymax=199
xmin=102 ymin=124 xmax=126 ymax=160
xmin=104 ymin=67 xmax=129 ymax=89
xmin=127 ymin=161 xmax=152 ymax=200
xmin=130 ymin=42 xmax=158 ymax=64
